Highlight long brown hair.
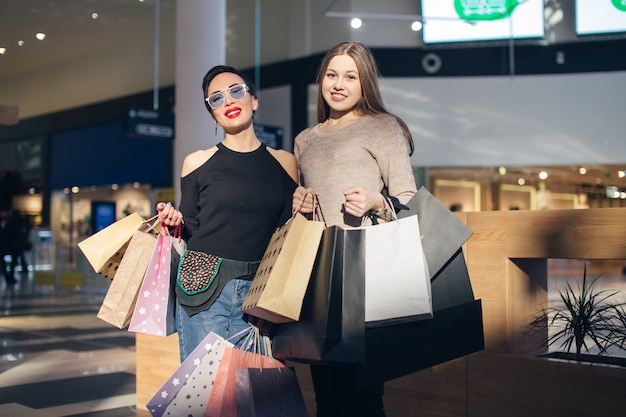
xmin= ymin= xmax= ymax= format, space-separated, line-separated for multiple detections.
xmin=315 ymin=41 xmax=414 ymax=155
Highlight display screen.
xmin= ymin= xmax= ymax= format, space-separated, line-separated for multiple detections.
xmin=92 ymin=202 xmax=116 ymax=232
xmin=576 ymin=0 xmax=626 ymax=36
xmin=421 ymin=0 xmax=545 ymax=44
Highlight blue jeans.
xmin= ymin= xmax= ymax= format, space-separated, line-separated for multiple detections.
xmin=176 ymin=277 xmax=253 ymax=361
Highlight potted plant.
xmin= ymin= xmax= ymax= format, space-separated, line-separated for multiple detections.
xmin=529 ymin=263 xmax=626 ymax=365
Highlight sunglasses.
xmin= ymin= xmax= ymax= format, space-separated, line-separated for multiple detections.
xmin=205 ymin=84 xmax=249 ymax=110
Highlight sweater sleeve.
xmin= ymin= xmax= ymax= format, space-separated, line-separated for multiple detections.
xmin=375 ymin=116 xmax=417 ymax=205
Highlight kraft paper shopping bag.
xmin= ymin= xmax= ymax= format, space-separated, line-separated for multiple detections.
xmin=97 ymin=230 xmax=157 ymax=328
xmin=242 ymin=211 xmax=325 ymax=324
xmin=78 ymin=213 xmax=160 ymax=278
xmin=271 ymin=225 xmax=366 ymax=364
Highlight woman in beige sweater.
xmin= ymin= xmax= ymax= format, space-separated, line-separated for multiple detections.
xmin=292 ymin=41 xmax=417 ymax=417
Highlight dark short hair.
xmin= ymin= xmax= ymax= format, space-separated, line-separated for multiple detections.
xmin=201 ymin=65 xmax=256 ymax=113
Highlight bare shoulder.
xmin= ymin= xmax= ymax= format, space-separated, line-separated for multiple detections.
xmin=181 ymin=146 xmax=219 ymax=177
xmin=267 ymin=147 xmax=298 ymax=183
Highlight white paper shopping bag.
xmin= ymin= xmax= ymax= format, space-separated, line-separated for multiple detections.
xmin=364 ymin=214 xmax=432 ymax=326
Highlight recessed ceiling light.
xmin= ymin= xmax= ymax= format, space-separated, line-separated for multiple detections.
xmin=411 ymin=21 xmax=422 ymax=32
xmin=0 ymin=48 xmax=6 ymax=54
xmin=351 ymin=18 xmax=362 ymax=29
xmin=92 ymin=12 xmax=99 ymax=20
xmin=35 ymin=33 xmax=46 ymax=40
xmin=18 ymin=40 xmax=24 ymax=46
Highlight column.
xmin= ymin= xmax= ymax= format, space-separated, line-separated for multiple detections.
xmin=174 ymin=0 xmax=226 ymax=204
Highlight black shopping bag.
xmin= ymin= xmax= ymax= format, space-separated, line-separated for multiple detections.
xmin=271 ymin=225 xmax=366 ymax=363
xmin=236 ymin=367 xmax=309 ymax=417
xmin=355 ymin=249 xmax=485 ymax=386
xmin=397 ymin=186 xmax=473 ymax=279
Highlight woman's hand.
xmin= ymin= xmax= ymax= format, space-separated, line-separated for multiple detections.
xmin=292 ymin=186 xmax=318 ymax=214
xmin=343 ymin=187 xmax=385 ymax=218
xmin=156 ymin=202 xmax=183 ymax=227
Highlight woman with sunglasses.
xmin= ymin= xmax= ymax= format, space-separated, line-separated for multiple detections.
xmin=292 ymin=42 xmax=417 ymax=417
xmin=156 ymin=65 xmax=297 ymax=361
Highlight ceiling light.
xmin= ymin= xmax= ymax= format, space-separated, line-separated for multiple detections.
xmin=579 ymin=167 xmax=587 ymax=175
xmin=0 ymin=48 xmax=6 ymax=54
xmin=498 ymin=166 xmax=507 ymax=175
xmin=538 ymin=171 xmax=548 ymax=180
xmin=517 ymin=178 xmax=526 ymax=185
xmin=18 ymin=40 xmax=24 ymax=46
xmin=411 ymin=21 xmax=422 ymax=32
xmin=351 ymin=18 xmax=362 ymax=29
xmin=92 ymin=12 xmax=99 ymax=20
xmin=35 ymin=33 xmax=46 ymax=41
xmin=619 ymin=170 xmax=625 ymax=178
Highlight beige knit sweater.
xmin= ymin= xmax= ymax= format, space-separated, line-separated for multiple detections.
xmin=294 ymin=113 xmax=417 ymax=227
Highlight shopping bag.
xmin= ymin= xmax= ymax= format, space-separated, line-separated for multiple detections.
xmin=355 ymin=249 xmax=485 ymax=387
xmin=128 ymin=226 xmax=179 ymax=336
xmin=241 ymin=208 xmax=325 ymax=324
xmin=362 ymin=214 xmax=432 ymax=327
xmin=271 ymin=225 xmax=366 ymax=363
xmin=398 ymin=187 xmax=473 ymax=278
xmin=97 ymin=229 xmax=157 ymax=328
xmin=206 ymin=344 xmax=285 ymax=417
xmin=236 ymin=367 xmax=309 ymax=417
xmin=78 ymin=213 xmax=159 ymax=278
xmin=146 ymin=331 xmax=233 ymax=417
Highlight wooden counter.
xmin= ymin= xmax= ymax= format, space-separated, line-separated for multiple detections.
xmin=137 ymin=208 xmax=626 ymax=416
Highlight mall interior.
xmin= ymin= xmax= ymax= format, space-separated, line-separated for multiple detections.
xmin=1 ymin=1 xmax=626 ymax=416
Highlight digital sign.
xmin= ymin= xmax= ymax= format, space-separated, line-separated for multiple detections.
xmin=421 ymin=0 xmax=545 ymax=44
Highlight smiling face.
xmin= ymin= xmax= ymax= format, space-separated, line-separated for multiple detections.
xmin=320 ymin=54 xmax=363 ymax=119
xmin=207 ymin=71 xmax=258 ymax=133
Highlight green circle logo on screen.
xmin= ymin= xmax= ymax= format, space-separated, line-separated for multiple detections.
xmin=612 ymin=0 xmax=626 ymax=12
xmin=454 ymin=0 xmax=520 ymax=20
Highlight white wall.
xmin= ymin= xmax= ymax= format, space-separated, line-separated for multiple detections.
xmin=381 ymin=71 xmax=626 ymax=167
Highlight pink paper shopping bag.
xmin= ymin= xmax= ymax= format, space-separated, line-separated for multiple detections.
xmin=128 ymin=228 xmax=179 ymax=336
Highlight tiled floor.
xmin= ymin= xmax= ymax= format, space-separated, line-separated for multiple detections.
xmin=0 ymin=272 xmax=150 ymax=417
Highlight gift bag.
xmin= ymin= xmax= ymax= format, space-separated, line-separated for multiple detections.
xmin=146 ymin=331 xmax=233 ymax=417
xmin=97 ymin=229 xmax=157 ymax=328
xmin=206 ymin=344 xmax=285 ymax=417
xmin=78 ymin=213 xmax=157 ymax=278
xmin=128 ymin=226 xmax=180 ymax=336
xmin=242 ymin=207 xmax=325 ymax=324
xmin=271 ymin=225 xmax=366 ymax=363
xmin=236 ymin=367 xmax=309 ymax=417
xmin=362 ymin=214 xmax=432 ymax=327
